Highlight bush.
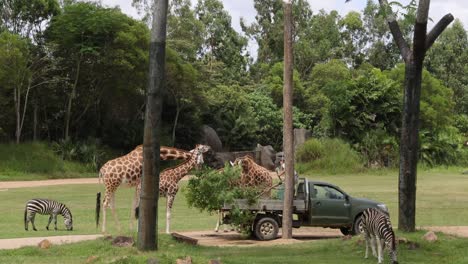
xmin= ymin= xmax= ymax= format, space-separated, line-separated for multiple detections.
xmin=184 ymin=165 xmax=260 ymax=235
xmin=296 ymin=138 xmax=364 ymax=174
xmin=51 ymin=139 xmax=104 ymax=170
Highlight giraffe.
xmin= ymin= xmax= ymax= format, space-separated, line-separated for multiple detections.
xmin=98 ymin=145 xmax=192 ymax=233
xmin=215 ymin=155 xmax=273 ymax=232
xmin=159 ymin=144 xmax=210 ymax=234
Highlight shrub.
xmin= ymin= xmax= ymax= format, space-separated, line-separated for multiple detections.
xmin=184 ymin=165 xmax=259 ymax=235
xmin=295 ymin=138 xmax=364 ymax=174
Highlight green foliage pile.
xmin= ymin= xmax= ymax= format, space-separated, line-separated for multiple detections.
xmin=184 ymin=165 xmax=259 ymax=234
xmin=296 ymin=138 xmax=364 ymax=174
xmin=0 ymin=142 xmax=91 ymax=180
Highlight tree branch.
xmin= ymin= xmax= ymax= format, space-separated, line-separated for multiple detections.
xmin=378 ymin=0 xmax=411 ymax=62
xmin=425 ymin=14 xmax=454 ymax=51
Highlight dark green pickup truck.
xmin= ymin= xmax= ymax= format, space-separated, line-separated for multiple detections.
xmin=222 ymin=178 xmax=388 ymax=240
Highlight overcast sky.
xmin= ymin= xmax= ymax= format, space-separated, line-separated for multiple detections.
xmin=99 ymin=0 xmax=468 ymax=56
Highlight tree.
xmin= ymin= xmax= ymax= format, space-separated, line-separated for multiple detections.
xmin=195 ymin=0 xmax=248 ymax=83
xmin=138 ymin=0 xmax=168 ymax=251
xmin=347 ymin=0 xmax=454 ymax=232
xmin=0 ymin=32 xmax=29 ymax=143
xmin=425 ymin=20 xmax=468 ymax=115
xmin=282 ymin=0 xmax=294 ymax=240
xmin=46 ymin=2 xmax=149 ymax=142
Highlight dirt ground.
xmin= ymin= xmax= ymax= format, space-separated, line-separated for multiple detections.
xmin=1 ymin=178 xmax=468 ymax=249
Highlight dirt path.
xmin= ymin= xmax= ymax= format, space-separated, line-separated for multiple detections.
xmin=0 ymin=235 xmax=104 ymax=250
xmin=1 ymin=178 xmax=468 ymax=249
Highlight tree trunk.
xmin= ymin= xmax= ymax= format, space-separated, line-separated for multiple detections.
xmin=64 ymin=54 xmax=82 ymax=141
xmin=171 ymin=101 xmax=181 ymax=147
xmin=14 ymin=86 xmax=21 ymax=144
xmin=398 ymin=60 xmax=423 ymax=232
xmin=138 ymin=0 xmax=169 ymax=251
xmin=282 ymin=0 xmax=294 ymax=240
xmin=33 ymin=102 xmax=38 ymax=141
xmin=369 ymin=0 xmax=453 ymax=232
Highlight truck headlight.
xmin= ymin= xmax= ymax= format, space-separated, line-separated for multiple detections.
xmin=377 ymin=204 xmax=388 ymax=213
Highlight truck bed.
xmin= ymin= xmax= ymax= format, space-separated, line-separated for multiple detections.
xmin=222 ymin=199 xmax=307 ymax=213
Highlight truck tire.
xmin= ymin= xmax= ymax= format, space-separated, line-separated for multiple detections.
xmin=340 ymin=227 xmax=351 ymax=236
xmin=254 ymin=217 xmax=279 ymax=241
xmin=351 ymin=214 xmax=364 ymax=235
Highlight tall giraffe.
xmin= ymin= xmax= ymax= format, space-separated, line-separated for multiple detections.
xmin=215 ymin=155 xmax=273 ymax=232
xmin=159 ymin=144 xmax=210 ymax=233
xmin=98 ymin=145 xmax=191 ymax=233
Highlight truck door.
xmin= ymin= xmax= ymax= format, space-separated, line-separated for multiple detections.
xmin=309 ymin=184 xmax=351 ymax=225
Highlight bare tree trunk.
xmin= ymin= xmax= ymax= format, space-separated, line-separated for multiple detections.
xmin=14 ymin=86 xmax=21 ymax=144
xmin=282 ymin=0 xmax=294 ymax=239
xmin=171 ymin=102 xmax=180 ymax=147
xmin=369 ymin=0 xmax=454 ymax=232
xmin=33 ymin=102 xmax=38 ymax=141
xmin=138 ymin=0 xmax=169 ymax=251
xmin=64 ymin=54 xmax=82 ymax=141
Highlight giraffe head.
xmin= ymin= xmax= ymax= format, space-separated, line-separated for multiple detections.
xmin=190 ymin=144 xmax=211 ymax=168
xmin=232 ymin=155 xmax=255 ymax=172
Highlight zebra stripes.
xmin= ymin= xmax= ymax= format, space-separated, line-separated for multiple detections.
xmin=24 ymin=198 xmax=73 ymax=231
xmin=362 ymin=208 xmax=398 ymax=264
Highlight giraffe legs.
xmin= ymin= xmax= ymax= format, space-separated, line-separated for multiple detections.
xmin=130 ymin=184 xmax=141 ymax=231
xmin=110 ymin=192 xmax=121 ymax=232
xmin=166 ymin=195 xmax=175 ymax=234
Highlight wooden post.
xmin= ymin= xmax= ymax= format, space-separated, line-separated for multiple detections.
xmin=137 ymin=0 xmax=169 ymax=250
xmin=282 ymin=0 xmax=294 ymax=239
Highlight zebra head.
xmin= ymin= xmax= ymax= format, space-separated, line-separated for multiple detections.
xmin=385 ymin=233 xmax=398 ymax=264
xmin=64 ymin=213 xmax=73 ymax=231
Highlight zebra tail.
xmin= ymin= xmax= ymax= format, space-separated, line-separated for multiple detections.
xmin=95 ymin=192 xmax=101 ymax=228
xmin=24 ymin=206 xmax=27 ymax=230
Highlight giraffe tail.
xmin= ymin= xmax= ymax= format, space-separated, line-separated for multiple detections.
xmin=95 ymin=192 xmax=101 ymax=228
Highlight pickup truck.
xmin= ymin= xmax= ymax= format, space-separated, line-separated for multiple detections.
xmin=222 ymin=178 xmax=388 ymax=240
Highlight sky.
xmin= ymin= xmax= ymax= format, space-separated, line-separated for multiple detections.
xmin=100 ymin=0 xmax=468 ymax=56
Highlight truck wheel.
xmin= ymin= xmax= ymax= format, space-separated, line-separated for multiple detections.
xmin=254 ymin=217 xmax=279 ymax=241
xmin=340 ymin=227 xmax=351 ymax=236
xmin=351 ymin=215 xmax=364 ymax=235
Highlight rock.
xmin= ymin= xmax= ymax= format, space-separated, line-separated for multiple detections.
xmin=423 ymin=231 xmax=438 ymax=242
xmin=255 ymin=144 xmax=276 ymax=170
xmin=294 ymin=128 xmax=312 ymax=150
xmin=208 ymin=260 xmax=222 ymax=264
xmin=111 ymin=236 xmax=134 ymax=247
xmin=38 ymin=239 xmax=51 ymax=249
xmin=147 ymin=258 xmax=159 ymax=264
xmin=200 ymin=125 xmax=223 ymax=152
xmin=86 ymin=256 xmax=98 ymax=263
xmin=176 ymin=256 xmax=192 ymax=264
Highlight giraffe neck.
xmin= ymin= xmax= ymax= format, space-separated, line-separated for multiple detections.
xmin=163 ymin=153 xmax=198 ymax=183
xmin=135 ymin=145 xmax=191 ymax=160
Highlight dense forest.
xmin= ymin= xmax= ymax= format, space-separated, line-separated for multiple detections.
xmin=0 ymin=0 xmax=466 ymax=168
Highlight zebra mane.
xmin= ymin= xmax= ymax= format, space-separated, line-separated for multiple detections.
xmin=61 ymin=204 xmax=72 ymax=219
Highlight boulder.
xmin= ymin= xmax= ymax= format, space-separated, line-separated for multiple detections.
xmin=294 ymin=128 xmax=312 ymax=150
xmin=255 ymin=144 xmax=276 ymax=170
xmin=200 ymin=125 xmax=223 ymax=152
xmin=422 ymin=231 xmax=438 ymax=242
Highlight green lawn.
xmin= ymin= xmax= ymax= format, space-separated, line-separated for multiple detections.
xmin=0 ymin=168 xmax=468 ymax=263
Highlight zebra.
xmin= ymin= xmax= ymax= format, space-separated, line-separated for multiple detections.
xmin=24 ymin=198 xmax=73 ymax=231
xmin=362 ymin=208 xmax=398 ymax=264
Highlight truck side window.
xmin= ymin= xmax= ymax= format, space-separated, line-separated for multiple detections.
xmin=314 ymin=185 xmax=344 ymax=200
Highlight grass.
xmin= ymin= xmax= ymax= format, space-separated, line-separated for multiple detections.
xmin=1 ymin=168 xmax=468 ymax=263
xmin=0 ymin=142 xmax=94 ymax=181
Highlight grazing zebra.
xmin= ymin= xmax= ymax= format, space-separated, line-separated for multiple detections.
xmin=362 ymin=208 xmax=398 ymax=264
xmin=24 ymin=199 xmax=73 ymax=231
